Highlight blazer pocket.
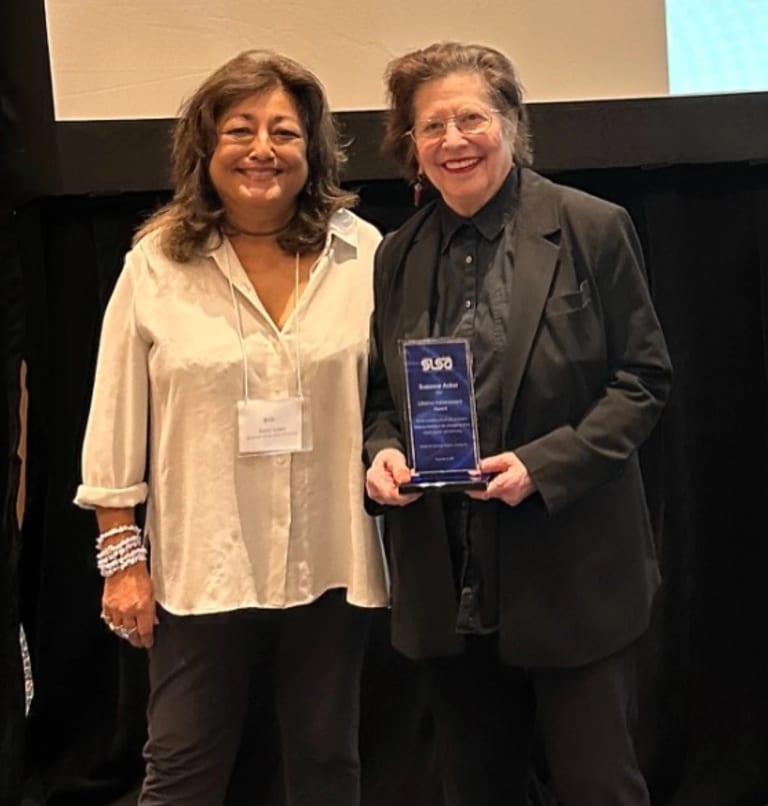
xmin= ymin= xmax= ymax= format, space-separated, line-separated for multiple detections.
xmin=545 ymin=279 xmax=591 ymax=318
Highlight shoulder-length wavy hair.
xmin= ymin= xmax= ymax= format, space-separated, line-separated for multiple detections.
xmin=137 ymin=49 xmax=357 ymax=261
xmin=382 ymin=42 xmax=533 ymax=184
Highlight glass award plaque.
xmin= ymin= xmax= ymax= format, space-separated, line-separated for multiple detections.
xmin=399 ymin=338 xmax=488 ymax=494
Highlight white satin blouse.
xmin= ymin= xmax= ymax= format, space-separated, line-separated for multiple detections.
xmin=75 ymin=210 xmax=389 ymax=614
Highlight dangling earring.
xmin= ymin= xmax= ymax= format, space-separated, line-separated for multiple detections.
xmin=413 ymin=173 xmax=425 ymax=207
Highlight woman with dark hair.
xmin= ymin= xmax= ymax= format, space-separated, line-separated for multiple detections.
xmin=364 ymin=41 xmax=672 ymax=806
xmin=75 ymin=50 xmax=387 ymax=806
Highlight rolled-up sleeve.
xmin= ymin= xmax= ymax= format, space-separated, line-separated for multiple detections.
xmin=75 ymin=249 xmax=150 ymax=509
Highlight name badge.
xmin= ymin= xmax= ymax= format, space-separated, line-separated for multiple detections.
xmin=237 ymin=397 xmax=304 ymax=455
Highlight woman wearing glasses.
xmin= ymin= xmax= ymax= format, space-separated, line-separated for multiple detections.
xmin=364 ymin=42 xmax=672 ymax=805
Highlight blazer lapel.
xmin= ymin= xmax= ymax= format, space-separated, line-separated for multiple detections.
xmin=398 ymin=213 xmax=441 ymax=341
xmin=501 ymin=171 xmax=561 ymax=425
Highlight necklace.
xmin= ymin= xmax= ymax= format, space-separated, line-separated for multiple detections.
xmin=224 ymin=221 xmax=290 ymax=238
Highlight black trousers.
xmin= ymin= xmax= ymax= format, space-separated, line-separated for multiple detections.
xmin=139 ymin=590 xmax=372 ymax=806
xmin=427 ymin=636 xmax=650 ymax=806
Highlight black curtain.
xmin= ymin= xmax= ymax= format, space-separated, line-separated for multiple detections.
xmin=6 ymin=164 xmax=768 ymax=805
xmin=0 ymin=207 xmax=26 ymax=806
xmin=1 ymin=21 xmax=33 ymax=804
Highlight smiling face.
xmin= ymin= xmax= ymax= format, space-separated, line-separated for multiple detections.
xmin=208 ymin=86 xmax=309 ymax=228
xmin=411 ymin=71 xmax=516 ymax=217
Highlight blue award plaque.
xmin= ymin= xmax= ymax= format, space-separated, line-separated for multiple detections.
xmin=399 ymin=338 xmax=488 ymax=494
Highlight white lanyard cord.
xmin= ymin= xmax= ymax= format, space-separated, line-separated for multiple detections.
xmin=225 ymin=247 xmax=302 ymax=402
xmin=226 ymin=256 xmax=251 ymax=400
xmin=293 ymin=252 xmax=304 ymax=399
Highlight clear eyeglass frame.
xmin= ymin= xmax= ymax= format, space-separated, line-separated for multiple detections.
xmin=406 ymin=107 xmax=500 ymax=143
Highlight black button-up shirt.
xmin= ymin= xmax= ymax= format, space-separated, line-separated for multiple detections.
xmin=431 ymin=167 xmax=520 ymax=634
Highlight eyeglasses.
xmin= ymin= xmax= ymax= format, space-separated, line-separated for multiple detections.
xmin=407 ymin=107 xmax=499 ymax=143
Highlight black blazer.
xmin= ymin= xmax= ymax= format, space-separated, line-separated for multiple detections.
xmin=363 ymin=169 xmax=673 ymax=667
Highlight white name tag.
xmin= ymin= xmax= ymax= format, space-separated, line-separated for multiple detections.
xmin=237 ymin=398 xmax=304 ymax=455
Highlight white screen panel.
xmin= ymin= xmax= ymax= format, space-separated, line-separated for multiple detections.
xmin=45 ymin=0 xmax=669 ymax=120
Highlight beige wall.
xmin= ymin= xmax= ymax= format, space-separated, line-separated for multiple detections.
xmin=45 ymin=0 xmax=669 ymax=120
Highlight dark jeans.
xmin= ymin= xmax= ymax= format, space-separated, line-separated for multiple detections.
xmin=427 ymin=636 xmax=650 ymax=806
xmin=140 ymin=590 xmax=372 ymax=806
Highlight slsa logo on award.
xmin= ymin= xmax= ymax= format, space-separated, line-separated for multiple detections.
xmin=420 ymin=356 xmax=454 ymax=372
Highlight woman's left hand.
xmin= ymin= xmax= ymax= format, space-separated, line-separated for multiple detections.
xmin=466 ymin=452 xmax=536 ymax=506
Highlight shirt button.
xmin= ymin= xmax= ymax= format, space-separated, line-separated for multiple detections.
xmin=465 ymin=255 xmax=473 ymax=264
xmin=464 ymin=300 xmax=472 ymax=309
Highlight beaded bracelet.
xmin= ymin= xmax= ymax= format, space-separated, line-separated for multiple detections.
xmin=98 ymin=546 xmax=147 ymax=578
xmin=96 ymin=533 xmax=147 ymax=577
xmin=96 ymin=523 xmax=141 ymax=550
xmin=98 ymin=534 xmax=142 ymax=562
xmin=96 ymin=533 xmax=141 ymax=562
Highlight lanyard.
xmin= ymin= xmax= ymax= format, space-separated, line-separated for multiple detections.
xmin=224 ymin=244 xmax=303 ymax=402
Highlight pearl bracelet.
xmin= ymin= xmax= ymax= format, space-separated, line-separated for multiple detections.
xmin=96 ymin=523 xmax=141 ymax=550
xmin=96 ymin=533 xmax=147 ymax=577
xmin=97 ymin=545 xmax=147 ymax=578
xmin=98 ymin=534 xmax=141 ymax=561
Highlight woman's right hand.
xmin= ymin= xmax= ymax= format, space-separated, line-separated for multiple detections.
xmin=102 ymin=561 xmax=156 ymax=649
xmin=366 ymin=448 xmax=422 ymax=507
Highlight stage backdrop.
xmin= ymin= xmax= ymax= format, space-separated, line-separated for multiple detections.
xmin=3 ymin=0 xmax=768 ymax=200
xmin=3 ymin=0 xmax=768 ymax=804
xmin=10 ymin=163 xmax=768 ymax=806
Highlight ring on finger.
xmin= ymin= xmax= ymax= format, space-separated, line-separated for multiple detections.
xmin=102 ymin=616 xmax=136 ymax=640
xmin=110 ymin=624 xmax=136 ymax=640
